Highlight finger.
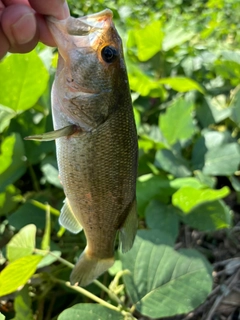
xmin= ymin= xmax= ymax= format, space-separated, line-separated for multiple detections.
xmin=0 ymin=27 xmax=10 ymax=59
xmin=35 ymin=13 xmax=56 ymax=47
xmin=1 ymin=4 xmax=39 ymax=52
xmin=28 ymin=0 xmax=69 ymax=20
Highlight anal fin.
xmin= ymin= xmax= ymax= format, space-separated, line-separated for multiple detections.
xmin=119 ymin=199 xmax=138 ymax=253
xmin=59 ymin=198 xmax=83 ymax=234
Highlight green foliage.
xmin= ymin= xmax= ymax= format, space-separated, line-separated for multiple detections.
xmin=1 ymin=0 xmax=240 ymax=319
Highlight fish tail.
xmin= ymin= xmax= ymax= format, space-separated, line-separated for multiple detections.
xmin=70 ymin=249 xmax=114 ymax=287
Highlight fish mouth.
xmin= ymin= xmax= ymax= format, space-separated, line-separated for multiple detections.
xmin=46 ymin=9 xmax=114 ymax=61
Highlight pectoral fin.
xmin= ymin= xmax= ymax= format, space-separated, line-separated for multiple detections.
xmin=119 ymin=199 xmax=138 ymax=253
xmin=24 ymin=125 xmax=78 ymax=141
xmin=59 ymin=198 xmax=83 ymax=234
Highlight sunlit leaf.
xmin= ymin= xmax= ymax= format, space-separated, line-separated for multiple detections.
xmin=163 ymin=27 xmax=194 ymax=51
xmin=0 ymin=255 xmax=42 ymax=297
xmin=172 ymin=186 xmax=230 ymax=213
xmin=159 ymin=98 xmax=196 ymax=145
xmin=134 ymin=20 xmax=163 ymax=61
xmin=120 ymin=230 xmax=212 ymax=318
xmin=7 ymin=224 xmax=36 ymax=262
xmin=159 ymin=77 xmax=204 ymax=93
xmin=0 ymin=51 xmax=49 ymax=112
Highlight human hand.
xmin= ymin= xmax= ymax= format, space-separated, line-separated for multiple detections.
xmin=0 ymin=0 xmax=70 ymax=59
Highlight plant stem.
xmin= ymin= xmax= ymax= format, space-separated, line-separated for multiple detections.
xmin=52 ymin=277 xmax=121 ymax=312
xmin=93 ymin=279 xmax=122 ymax=306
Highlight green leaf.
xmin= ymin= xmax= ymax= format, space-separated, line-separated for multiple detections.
xmin=0 ymin=51 xmax=49 ymax=112
xmin=230 ymin=88 xmax=240 ymax=127
xmin=13 ymin=285 xmax=34 ymax=320
xmin=159 ymin=98 xmax=196 ymax=145
xmin=159 ymin=77 xmax=204 ymax=93
xmin=7 ymin=224 xmax=36 ymax=262
xmin=37 ymin=251 xmax=61 ymax=269
xmin=41 ymin=204 xmax=51 ymax=251
xmin=0 ymin=184 xmax=22 ymax=217
xmin=0 ymin=133 xmax=27 ymax=193
xmin=0 ymin=105 xmax=16 ymax=133
xmin=163 ymin=27 xmax=194 ymax=51
xmin=137 ymin=174 xmax=173 ymax=217
xmin=0 ymin=312 xmax=5 ymax=320
xmin=155 ymin=149 xmax=191 ymax=177
xmin=170 ymin=177 xmax=204 ymax=189
xmin=172 ymin=186 xmax=230 ymax=213
xmin=58 ymin=304 xmax=123 ymax=320
xmin=120 ymin=230 xmax=212 ymax=318
xmin=134 ymin=20 xmax=163 ymax=61
xmin=203 ymin=143 xmax=240 ymax=176
xmin=8 ymin=202 xmax=46 ymax=230
xmin=128 ymin=63 xmax=165 ymax=97
xmin=181 ymin=200 xmax=232 ymax=231
xmin=145 ymin=200 xmax=179 ymax=243
xmin=40 ymin=159 xmax=62 ymax=189
xmin=0 ymin=255 xmax=42 ymax=297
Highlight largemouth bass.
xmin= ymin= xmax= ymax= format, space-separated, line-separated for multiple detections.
xmin=26 ymin=9 xmax=138 ymax=286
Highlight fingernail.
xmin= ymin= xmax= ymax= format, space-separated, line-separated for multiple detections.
xmin=11 ymin=13 xmax=36 ymax=44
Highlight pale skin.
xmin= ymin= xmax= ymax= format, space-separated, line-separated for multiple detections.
xmin=0 ymin=0 xmax=70 ymax=59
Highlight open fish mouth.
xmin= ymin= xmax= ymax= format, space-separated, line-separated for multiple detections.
xmin=46 ymin=9 xmax=114 ymax=60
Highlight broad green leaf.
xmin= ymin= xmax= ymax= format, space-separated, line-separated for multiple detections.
xmin=0 ymin=51 xmax=49 ymax=112
xmin=159 ymin=98 xmax=196 ymax=145
xmin=137 ymin=174 xmax=173 ymax=217
xmin=0 ymin=255 xmax=42 ymax=297
xmin=155 ymin=149 xmax=191 ymax=177
xmin=134 ymin=20 xmax=163 ymax=61
xmin=37 ymin=251 xmax=61 ymax=269
xmin=170 ymin=177 xmax=204 ymax=189
xmin=0 ymin=105 xmax=16 ymax=133
xmin=8 ymin=202 xmax=46 ymax=230
xmin=41 ymin=162 xmax=62 ymax=189
xmin=181 ymin=200 xmax=232 ymax=231
xmin=172 ymin=186 xmax=230 ymax=213
xmin=230 ymin=176 xmax=240 ymax=192
xmin=159 ymin=77 xmax=204 ymax=93
xmin=163 ymin=27 xmax=194 ymax=51
xmin=120 ymin=230 xmax=212 ymax=318
xmin=0 ymin=184 xmax=22 ymax=217
xmin=145 ymin=200 xmax=179 ymax=243
xmin=13 ymin=285 xmax=34 ymax=320
xmin=128 ymin=63 xmax=165 ymax=97
xmin=230 ymin=88 xmax=240 ymax=127
xmin=0 ymin=314 xmax=5 ymax=320
xmin=0 ymin=313 xmax=5 ymax=320
xmin=58 ymin=304 xmax=123 ymax=320
xmin=7 ymin=224 xmax=36 ymax=262
xmin=0 ymin=133 xmax=26 ymax=192
xmin=206 ymin=96 xmax=232 ymax=123
xmin=203 ymin=143 xmax=240 ymax=176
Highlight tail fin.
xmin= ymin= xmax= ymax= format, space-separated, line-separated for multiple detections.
xmin=70 ymin=249 xmax=114 ymax=287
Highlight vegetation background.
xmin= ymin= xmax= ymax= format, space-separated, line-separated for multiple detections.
xmin=0 ymin=0 xmax=240 ymax=319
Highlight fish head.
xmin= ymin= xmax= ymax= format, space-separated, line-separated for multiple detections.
xmin=47 ymin=10 xmax=129 ymax=129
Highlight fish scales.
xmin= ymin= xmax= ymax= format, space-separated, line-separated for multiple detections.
xmin=26 ymin=9 xmax=138 ymax=287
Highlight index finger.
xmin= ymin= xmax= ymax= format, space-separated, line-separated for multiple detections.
xmin=28 ymin=0 xmax=69 ymax=20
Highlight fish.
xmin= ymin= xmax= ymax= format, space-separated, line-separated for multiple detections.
xmin=25 ymin=9 xmax=138 ymax=287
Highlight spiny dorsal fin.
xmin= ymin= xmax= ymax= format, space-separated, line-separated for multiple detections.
xmin=59 ymin=198 xmax=83 ymax=234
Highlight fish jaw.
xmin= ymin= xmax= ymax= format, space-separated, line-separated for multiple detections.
xmin=46 ymin=9 xmax=117 ymax=62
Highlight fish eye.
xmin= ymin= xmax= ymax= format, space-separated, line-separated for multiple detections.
xmin=101 ymin=46 xmax=118 ymax=63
